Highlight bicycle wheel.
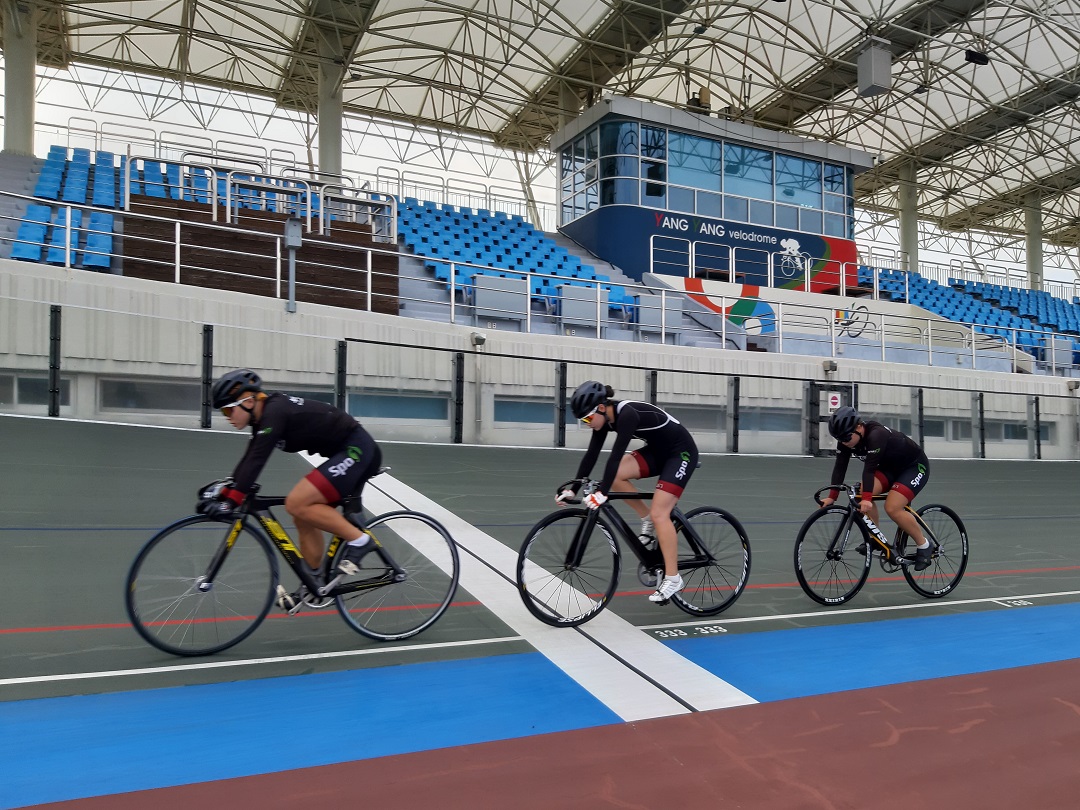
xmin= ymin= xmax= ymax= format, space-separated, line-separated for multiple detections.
xmin=898 ymin=504 xmax=969 ymax=598
xmin=335 ymin=510 xmax=460 ymax=641
xmin=794 ymin=507 xmax=872 ymax=605
xmin=670 ymin=507 xmax=751 ymax=616
xmin=125 ymin=515 xmax=277 ymax=656
xmin=517 ymin=508 xmax=620 ymax=627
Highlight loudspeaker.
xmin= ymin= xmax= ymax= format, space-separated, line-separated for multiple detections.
xmin=857 ymin=37 xmax=891 ymax=97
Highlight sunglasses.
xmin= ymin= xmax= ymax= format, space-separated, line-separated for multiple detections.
xmin=580 ymin=406 xmax=601 ymax=424
xmin=221 ymin=396 xmax=254 ymax=417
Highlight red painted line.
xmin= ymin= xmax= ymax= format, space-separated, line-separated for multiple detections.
xmin=0 ymin=599 xmax=483 ymax=635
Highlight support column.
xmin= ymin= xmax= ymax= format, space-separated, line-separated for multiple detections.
xmin=1025 ymin=189 xmax=1044 ymax=291
xmin=317 ymin=37 xmax=344 ymax=180
xmin=557 ymin=82 xmax=579 ymax=130
xmin=898 ymin=161 xmax=919 ymax=275
xmin=3 ymin=0 xmax=37 ymax=155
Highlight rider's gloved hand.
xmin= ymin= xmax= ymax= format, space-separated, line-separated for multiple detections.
xmin=582 ymin=491 xmax=608 ymax=510
xmin=554 ymin=480 xmax=582 ymax=505
xmin=201 ymin=499 xmax=236 ymax=519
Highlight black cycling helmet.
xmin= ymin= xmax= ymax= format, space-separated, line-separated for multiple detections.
xmin=211 ymin=369 xmax=262 ymax=408
xmin=828 ymin=405 xmax=860 ymax=441
xmin=570 ymin=380 xmax=607 ymax=419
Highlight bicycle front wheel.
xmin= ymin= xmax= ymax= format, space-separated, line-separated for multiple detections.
xmin=670 ymin=507 xmax=751 ymax=616
xmin=517 ymin=509 xmax=620 ymax=627
xmin=794 ymin=507 xmax=872 ymax=605
xmin=899 ymin=504 xmax=969 ymax=598
xmin=125 ymin=515 xmax=277 ymax=656
xmin=335 ymin=510 xmax=460 ymax=641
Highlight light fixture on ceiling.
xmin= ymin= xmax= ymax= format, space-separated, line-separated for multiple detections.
xmin=914 ymin=83 xmax=929 ymax=94
xmin=693 ymin=23 xmax=708 ymax=35
xmin=965 ymin=49 xmax=989 ymax=66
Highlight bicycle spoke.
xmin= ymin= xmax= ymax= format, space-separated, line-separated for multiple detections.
xmin=794 ymin=507 xmax=871 ymax=605
xmin=517 ymin=509 xmax=619 ymax=626
xmin=335 ymin=511 xmax=459 ymax=641
xmin=902 ymin=505 xmax=969 ymax=598
xmin=125 ymin=517 xmax=276 ymax=656
xmin=671 ymin=508 xmax=750 ymax=616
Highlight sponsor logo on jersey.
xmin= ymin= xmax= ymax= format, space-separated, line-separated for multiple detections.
xmin=675 ymin=451 xmax=691 ymax=480
xmin=328 ymin=457 xmax=355 ymax=477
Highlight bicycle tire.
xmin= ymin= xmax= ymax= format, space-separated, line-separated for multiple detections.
xmin=670 ymin=507 xmax=751 ymax=616
xmin=335 ymin=510 xmax=460 ymax=641
xmin=898 ymin=504 xmax=969 ymax=598
xmin=794 ymin=506 xmax=872 ymax=605
xmin=516 ymin=508 xmax=620 ymax=627
xmin=125 ymin=515 xmax=277 ymax=656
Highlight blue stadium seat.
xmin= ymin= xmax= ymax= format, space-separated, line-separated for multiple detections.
xmin=82 ymin=212 xmax=114 ymax=270
xmin=45 ymin=208 xmax=83 ymax=265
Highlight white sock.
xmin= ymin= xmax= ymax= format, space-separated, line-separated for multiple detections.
xmin=916 ymin=541 xmax=929 ymax=549
xmin=347 ymin=534 xmax=370 ymax=547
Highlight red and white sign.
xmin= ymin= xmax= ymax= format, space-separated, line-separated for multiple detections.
xmin=827 ymin=392 xmax=842 ymax=413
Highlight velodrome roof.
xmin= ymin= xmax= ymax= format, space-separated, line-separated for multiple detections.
xmin=16 ymin=1 xmax=1080 ymax=245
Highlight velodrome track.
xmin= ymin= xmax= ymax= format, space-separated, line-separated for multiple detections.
xmin=3 ymin=414 xmax=1080 ymax=808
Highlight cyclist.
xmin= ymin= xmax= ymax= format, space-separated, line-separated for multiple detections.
xmin=200 ymin=369 xmax=383 ymax=607
xmin=558 ymin=380 xmax=698 ymax=603
xmin=822 ymin=405 xmax=933 ymax=570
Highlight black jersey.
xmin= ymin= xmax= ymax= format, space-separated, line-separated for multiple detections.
xmin=230 ymin=393 xmax=364 ymax=493
xmin=830 ymin=420 xmax=927 ymax=497
xmin=575 ymin=400 xmax=696 ymax=494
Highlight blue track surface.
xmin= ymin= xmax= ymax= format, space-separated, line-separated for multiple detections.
xmin=1 ymin=654 xmax=620 ymax=809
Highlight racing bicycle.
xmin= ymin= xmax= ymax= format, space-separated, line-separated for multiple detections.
xmin=516 ymin=480 xmax=750 ymax=627
xmin=125 ymin=469 xmax=460 ymax=655
xmin=794 ymin=483 xmax=968 ymax=605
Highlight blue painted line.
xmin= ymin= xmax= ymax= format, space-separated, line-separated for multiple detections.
xmin=0 ymin=652 xmax=620 ymax=809
xmin=671 ymin=602 xmax=1080 ymax=702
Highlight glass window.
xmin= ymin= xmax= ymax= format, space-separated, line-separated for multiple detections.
xmin=823 ymin=213 xmax=846 ymax=237
xmin=561 ymin=148 xmax=573 ymax=196
xmin=100 ymin=379 xmax=200 ymax=411
xmin=573 ymin=192 xmax=586 ymax=219
xmin=749 ymin=199 xmax=773 ymax=226
xmin=18 ymin=377 xmax=71 ymax=406
xmin=697 ymin=190 xmax=723 ymax=218
xmin=642 ymin=161 xmax=665 ymax=203
xmin=494 ymin=399 xmax=554 ymax=424
xmin=669 ymin=186 xmax=694 ymax=213
xmin=775 ymin=204 xmax=799 ymax=230
xmin=950 ymin=420 xmax=972 ymax=441
xmin=585 ymin=183 xmax=599 ymax=213
xmin=642 ymin=126 xmax=666 ymax=160
xmin=600 ymin=120 xmax=638 ymax=156
xmin=800 ymin=208 xmax=822 ymax=234
xmin=824 ymin=193 xmax=846 ymax=214
xmin=573 ymin=137 xmax=586 ymax=171
xmin=585 ymin=128 xmax=599 ymax=162
xmin=669 ymin=132 xmax=721 ymax=192
xmin=724 ymin=195 xmax=748 ymax=221
xmin=600 ymin=155 xmax=638 ymax=178
xmin=350 ymin=394 xmax=448 ymax=420
xmin=600 ymin=177 xmax=637 ymax=205
xmin=0 ymin=375 xmax=12 ymax=405
xmin=641 ymin=180 xmax=666 ymax=208
xmin=824 ymin=163 xmax=845 ymax=194
xmin=924 ymin=419 xmax=946 ymax=438
xmin=776 ymin=154 xmax=822 ymax=209
xmin=585 ymin=164 xmax=597 ymax=185
xmin=723 ymin=144 xmax=773 ymax=200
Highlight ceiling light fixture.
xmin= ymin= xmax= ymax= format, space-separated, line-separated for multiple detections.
xmin=964 ymin=49 xmax=989 ymax=66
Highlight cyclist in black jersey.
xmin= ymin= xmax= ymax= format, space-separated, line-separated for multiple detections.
xmin=559 ymin=381 xmax=699 ymax=603
xmin=200 ymin=369 xmax=384 ymax=605
xmin=822 ymin=405 xmax=933 ymax=570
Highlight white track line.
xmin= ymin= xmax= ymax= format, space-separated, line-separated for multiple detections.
xmin=640 ymin=589 xmax=1080 ymax=630
xmin=367 ymin=473 xmax=755 ymax=721
xmin=0 ymin=637 xmax=522 ymax=687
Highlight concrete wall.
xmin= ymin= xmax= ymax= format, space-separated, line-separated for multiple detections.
xmin=1 ymin=259 xmax=1077 ymax=459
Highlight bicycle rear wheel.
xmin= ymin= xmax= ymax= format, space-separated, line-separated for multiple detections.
xmin=898 ymin=504 xmax=969 ymax=598
xmin=517 ymin=509 xmax=620 ymax=627
xmin=794 ymin=507 xmax=872 ymax=605
xmin=670 ymin=507 xmax=751 ymax=616
xmin=125 ymin=515 xmax=277 ymax=656
xmin=335 ymin=510 xmax=460 ymax=641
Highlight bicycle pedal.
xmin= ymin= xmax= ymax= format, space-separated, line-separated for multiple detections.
xmin=337 ymin=560 xmax=360 ymax=576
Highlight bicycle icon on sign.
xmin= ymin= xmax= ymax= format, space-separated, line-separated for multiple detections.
xmin=834 ymin=304 xmax=870 ymax=338
xmin=776 ymin=239 xmax=812 ymax=279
